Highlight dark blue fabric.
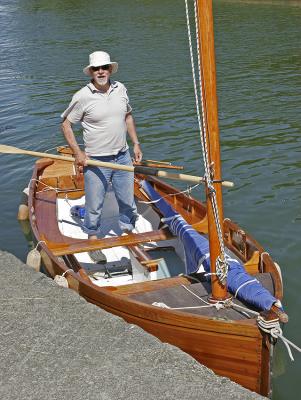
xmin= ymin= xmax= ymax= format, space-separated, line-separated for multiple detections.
xmin=141 ymin=180 xmax=276 ymax=311
xmin=70 ymin=205 xmax=86 ymax=219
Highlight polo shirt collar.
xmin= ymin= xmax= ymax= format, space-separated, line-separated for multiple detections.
xmin=87 ymin=80 xmax=118 ymax=93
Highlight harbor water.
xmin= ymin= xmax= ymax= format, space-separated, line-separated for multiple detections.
xmin=0 ymin=1 xmax=300 ymax=398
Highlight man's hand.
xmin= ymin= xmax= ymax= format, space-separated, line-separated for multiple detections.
xmin=74 ymin=150 xmax=88 ymax=174
xmin=61 ymin=118 xmax=87 ymax=174
xmin=133 ymin=143 xmax=143 ymax=163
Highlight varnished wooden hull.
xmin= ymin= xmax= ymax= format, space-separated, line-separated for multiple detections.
xmin=39 ymin=246 xmax=272 ymax=395
xmin=28 ymin=158 xmax=282 ymax=396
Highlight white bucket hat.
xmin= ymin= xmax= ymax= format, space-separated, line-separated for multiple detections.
xmin=83 ymin=51 xmax=118 ymax=75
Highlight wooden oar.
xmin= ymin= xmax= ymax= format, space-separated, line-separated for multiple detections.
xmin=57 ymin=146 xmax=183 ymax=170
xmin=0 ymin=144 xmax=234 ymax=187
xmin=144 ymin=159 xmax=183 ymax=169
xmin=134 ymin=161 xmax=184 ymax=170
xmin=145 ymin=159 xmax=171 ymax=165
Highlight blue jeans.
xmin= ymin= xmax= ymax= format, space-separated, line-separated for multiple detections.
xmin=82 ymin=149 xmax=138 ymax=236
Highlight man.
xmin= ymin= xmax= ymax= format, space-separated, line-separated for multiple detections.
xmin=61 ymin=51 xmax=142 ymax=244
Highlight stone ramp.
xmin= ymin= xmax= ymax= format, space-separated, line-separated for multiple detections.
xmin=0 ymin=250 xmax=264 ymax=400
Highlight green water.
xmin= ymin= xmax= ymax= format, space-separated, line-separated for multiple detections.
xmin=0 ymin=0 xmax=300 ymax=397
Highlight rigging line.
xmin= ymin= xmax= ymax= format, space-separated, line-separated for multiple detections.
xmin=193 ymin=0 xmax=211 ymax=181
xmin=29 ymin=178 xmax=58 ymax=194
xmin=64 ymin=193 xmax=73 ymax=207
xmin=193 ymin=0 xmax=222 ymax=221
xmin=182 ymin=284 xmax=258 ymax=317
xmin=185 ymin=0 xmax=212 ymax=185
xmin=184 ymin=0 xmax=204 ymax=154
xmin=152 ymin=302 xmax=222 ymax=311
xmin=234 ymin=278 xmax=258 ymax=298
xmin=154 ymin=282 xmax=257 ymax=318
xmin=30 ymin=178 xmax=82 ymax=195
xmin=138 ymin=183 xmax=201 ymax=204
xmin=185 ymin=0 xmax=228 ymax=282
xmin=181 ymin=284 xmax=210 ymax=305
xmin=193 ymin=0 xmax=228 ymax=280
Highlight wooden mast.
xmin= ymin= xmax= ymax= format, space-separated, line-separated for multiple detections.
xmin=196 ymin=0 xmax=228 ymax=300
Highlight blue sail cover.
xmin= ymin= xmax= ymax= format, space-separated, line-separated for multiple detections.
xmin=141 ymin=180 xmax=276 ymax=311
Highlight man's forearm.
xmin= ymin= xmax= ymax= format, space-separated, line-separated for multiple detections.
xmin=125 ymin=113 xmax=140 ymax=144
xmin=125 ymin=113 xmax=143 ymax=162
xmin=61 ymin=119 xmax=82 ymax=155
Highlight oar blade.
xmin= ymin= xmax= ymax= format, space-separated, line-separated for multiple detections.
xmin=0 ymin=144 xmax=25 ymax=154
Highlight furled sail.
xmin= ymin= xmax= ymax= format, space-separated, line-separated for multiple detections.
xmin=141 ymin=180 xmax=277 ymax=311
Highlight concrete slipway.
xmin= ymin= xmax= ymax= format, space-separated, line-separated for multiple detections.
xmin=0 ymin=250 xmax=264 ymax=400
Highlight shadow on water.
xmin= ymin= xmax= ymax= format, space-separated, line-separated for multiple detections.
xmin=18 ymin=219 xmax=34 ymax=252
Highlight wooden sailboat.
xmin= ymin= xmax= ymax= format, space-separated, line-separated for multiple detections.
xmin=9 ymin=0 xmax=289 ymax=396
xmin=25 ymin=152 xmax=286 ymax=396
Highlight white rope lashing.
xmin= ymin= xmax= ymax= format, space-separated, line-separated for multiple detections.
xmin=234 ymin=278 xmax=258 ymax=298
xmin=257 ymin=317 xmax=301 ymax=362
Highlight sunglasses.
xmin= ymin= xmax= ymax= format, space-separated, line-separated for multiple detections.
xmin=90 ymin=64 xmax=111 ymax=72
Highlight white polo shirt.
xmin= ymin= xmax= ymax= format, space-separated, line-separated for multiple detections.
xmin=61 ymin=81 xmax=132 ymax=156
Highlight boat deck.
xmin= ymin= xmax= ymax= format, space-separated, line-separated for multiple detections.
xmin=130 ymin=273 xmax=275 ymax=320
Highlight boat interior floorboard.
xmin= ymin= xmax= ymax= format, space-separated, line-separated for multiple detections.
xmin=130 ymin=273 xmax=275 ymax=321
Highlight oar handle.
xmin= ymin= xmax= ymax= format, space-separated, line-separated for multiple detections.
xmin=134 ymin=166 xmax=233 ymax=187
xmin=156 ymin=171 xmax=234 ymax=187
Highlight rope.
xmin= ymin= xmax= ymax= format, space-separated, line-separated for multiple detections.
xmin=230 ymin=303 xmax=259 ymax=318
xmin=34 ymin=240 xmax=46 ymax=250
xmin=257 ymin=317 xmax=301 ymax=361
xmin=184 ymin=0 xmax=211 ymax=184
xmin=181 ymin=284 xmax=210 ymax=305
xmin=259 ymin=251 xmax=270 ymax=273
xmin=152 ymin=298 xmax=255 ymax=314
xmin=152 ymin=283 xmax=260 ymax=318
xmin=234 ymin=278 xmax=258 ymax=298
xmin=184 ymin=0 xmax=229 ymax=284
xmin=152 ymin=297 xmax=261 ymax=318
xmin=44 ymin=146 xmax=65 ymax=153
xmin=30 ymin=178 xmax=82 ymax=195
xmin=152 ymin=302 xmax=224 ymax=311
xmin=184 ymin=0 xmax=204 ymax=151
xmin=64 ymin=194 xmax=73 ymax=207
xmin=138 ymin=183 xmax=201 ymax=205
xmin=62 ymin=269 xmax=73 ymax=277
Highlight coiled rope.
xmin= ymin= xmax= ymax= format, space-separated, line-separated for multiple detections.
xmin=257 ymin=316 xmax=301 ymax=361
